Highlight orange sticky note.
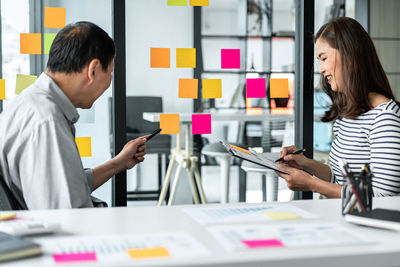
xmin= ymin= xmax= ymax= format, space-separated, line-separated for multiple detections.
xmin=160 ymin=114 xmax=180 ymax=134
xmin=176 ymin=48 xmax=196 ymax=68
xmin=179 ymin=78 xmax=198 ymax=98
xmin=75 ymin=137 xmax=92 ymax=157
xmin=44 ymin=7 xmax=66 ymax=29
xmin=127 ymin=247 xmax=170 ymax=259
xmin=150 ymin=48 xmax=170 ymax=68
xmin=270 ymin=78 xmax=289 ymax=98
xmin=0 ymin=79 xmax=5 ymax=100
xmin=202 ymin=79 xmax=222 ymax=99
xmin=190 ymin=0 xmax=209 ymax=6
xmin=20 ymin=33 xmax=41 ymax=54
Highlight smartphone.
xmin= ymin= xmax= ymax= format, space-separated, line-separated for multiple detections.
xmin=146 ymin=128 xmax=162 ymax=142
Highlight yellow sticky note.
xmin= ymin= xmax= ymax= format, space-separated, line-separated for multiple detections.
xmin=160 ymin=114 xmax=180 ymax=134
xmin=270 ymin=78 xmax=289 ymax=98
xmin=15 ymin=74 xmax=37 ymax=95
xmin=202 ymin=79 xmax=222 ymax=99
xmin=0 ymin=212 xmax=16 ymax=221
xmin=150 ymin=48 xmax=170 ymax=68
xmin=179 ymin=78 xmax=198 ymax=98
xmin=127 ymin=247 xmax=170 ymax=259
xmin=75 ymin=137 xmax=92 ymax=157
xmin=0 ymin=79 xmax=5 ymax=100
xmin=44 ymin=7 xmax=66 ymax=29
xmin=190 ymin=0 xmax=209 ymax=6
xmin=176 ymin=48 xmax=196 ymax=68
xmin=167 ymin=0 xmax=187 ymax=6
xmin=264 ymin=211 xmax=301 ymax=220
xmin=20 ymin=33 xmax=41 ymax=54
xmin=44 ymin=33 xmax=57 ymax=54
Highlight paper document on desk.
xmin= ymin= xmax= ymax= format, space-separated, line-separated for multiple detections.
xmin=208 ymin=222 xmax=372 ymax=251
xmin=183 ymin=203 xmax=318 ymax=225
xmin=220 ymin=141 xmax=289 ymax=174
xmin=39 ymin=232 xmax=210 ymax=264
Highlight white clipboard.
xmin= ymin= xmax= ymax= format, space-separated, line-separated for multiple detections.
xmin=220 ymin=141 xmax=289 ymax=174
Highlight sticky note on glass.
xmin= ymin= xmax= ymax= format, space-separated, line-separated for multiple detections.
xmin=44 ymin=33 xmax=57 ymax=54
xmin=179 ymin=78 xmax=198 ymax=98
xmin=53 ymin=252 xmax=97 ymax=263
xmin=202 ymin=79 xmax=222 ymax=99
xmin=15 ymin=74 xmax=37 ymax=94
xmin=221 ymin=49 xmax=240 ymax=69
xmin=176 ymin=48 xmax=196 ymax=68
xmin=75 ymin=137 xmax=92 ymax=157
xmin=167 ymin=0 xmax=187 ymax=6
xmin=190 ymin=0 xmax=209 ymax=6
xmin=264 ymin=211 xmax=301 ymax=220
xmin=44 ymin=7 xmax=66 ymax=29
xmin=0 ymin=79 xmax=5 ymax=100
xmin=192 ymin=114 xmax=211 ymax=134
xmin=160 ymin=114 xmax=180 ymax=134
xmin=246 ymin=78 xmax=266 ymax=98
xmin=242 ymin=239 xmax=284 ymax=249
xmin=270 ymin=78 xmax=289 ymax=98
xmin=127 ymin=247 xmax=170 ymax=259
xmin=150 ymin=48 xmax=170 ymax=68
xmin=20 ymin=33 xmax=41 ymax=54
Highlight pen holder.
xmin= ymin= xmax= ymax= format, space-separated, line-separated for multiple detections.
xmin=341 ymin=173 xmax=373 ymax=215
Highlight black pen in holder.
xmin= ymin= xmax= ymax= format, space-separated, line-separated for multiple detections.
xmin=341 ymin=164 xmax=373 ymax=215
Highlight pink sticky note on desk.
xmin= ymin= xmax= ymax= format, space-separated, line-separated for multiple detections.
xmin=53 ymin=252 xmax=97 ymax=263
xmin=221 ymin=49 xmax=240 ymax=69
xmin=192 ymin=114 xmax=211 ymax=134
xmin=242 ymin=239 xmax=284 ymax=249
xmin=246 ymin=78 xmax=266 ymax=98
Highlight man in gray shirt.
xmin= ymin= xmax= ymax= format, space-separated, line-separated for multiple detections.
xmin=0 ymin=22 xmax=147 ymax=209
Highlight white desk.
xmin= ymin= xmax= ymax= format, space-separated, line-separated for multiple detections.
xmin=5 ymin=197 xmax=400 ymax=266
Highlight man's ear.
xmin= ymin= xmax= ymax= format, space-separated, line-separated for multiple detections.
xmin=87 ymin=59 xmax=100 ymax=83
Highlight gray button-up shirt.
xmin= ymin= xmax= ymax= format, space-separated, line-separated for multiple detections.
xmin=0 ymin=73 xmax=94 ymax=209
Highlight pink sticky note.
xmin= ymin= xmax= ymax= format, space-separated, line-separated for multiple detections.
xmin=246 ymin=78 xmax=266 ymax=98
xmin=53 ymin=252 xmax=97 ymax=263
xmin=221 ymin=49 xmax=240 ymax=69
xmin=192 ymin=114 xmax=211 ymax=134
xmin=242 ymin=239 xmax=284 ymax=249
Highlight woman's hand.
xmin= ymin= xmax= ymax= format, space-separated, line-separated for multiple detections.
xmin=279 ymin=145 xmax=310 ymax=169
xmin=276 ymin=165 xmax=318 ymax=191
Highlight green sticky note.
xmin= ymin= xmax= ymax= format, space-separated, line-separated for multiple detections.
xmin=167 ymin=0 xmax=187 ymax=5
xmin=44 ymin=33 xmax=57 ymax=55
xmin=15 ymin=74 xmax=37 ymax=95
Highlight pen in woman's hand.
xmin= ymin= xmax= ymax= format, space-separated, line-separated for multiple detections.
xmin=275 ymin=148 xmax=306 ymax=162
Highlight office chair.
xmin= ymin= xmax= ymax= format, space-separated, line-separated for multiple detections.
xmin=110 ymin=97 xmax=171 ymax=202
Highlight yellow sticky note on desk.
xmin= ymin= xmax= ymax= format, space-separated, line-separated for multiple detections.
xmin=270 ymin=78 xmax=289 ymax=98
xmin=264 ymin=211 xmax=301 ymax=220
xmin=127 ymin=247 xmax=170 ymax=259
xmin=44 ymin=7 xmax=66 ymax=29
xmin=190 ymin=0 xmax=209 ymax=6
xmin=75 ymin=137 xmax=92 ymax=157
xmin=176 ymin=48 xmax=196 ymax=68
xmin=160 ymin=114 xmax=180 ymax=134
xmin=15 ymin=74 xmax=37 ymax=94
xmin=20 ymin=33 xmax=41 ymax=54
xmin=202 ymin=79 xmax=222 ymax=99
xmin=0 ymin=79 xmax=5 ymax=100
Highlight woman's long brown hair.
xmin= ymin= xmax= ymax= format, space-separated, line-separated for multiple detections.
xmin=315 ymin=17 xmax=395 ymax=122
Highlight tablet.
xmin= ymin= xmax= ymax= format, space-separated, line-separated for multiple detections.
xmin=220 ymin=141 xmax=289 ymax=174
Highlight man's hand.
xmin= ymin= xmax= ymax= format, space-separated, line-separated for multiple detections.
xmin=114 ymin=136 xmax=148 ymax=171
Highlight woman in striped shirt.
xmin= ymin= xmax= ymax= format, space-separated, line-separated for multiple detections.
xmin=277 ymin=17 xmax=400 ymax=198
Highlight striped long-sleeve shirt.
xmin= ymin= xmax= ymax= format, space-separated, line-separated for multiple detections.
xmin=329 ymin=99 xmax=400 ymax=197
